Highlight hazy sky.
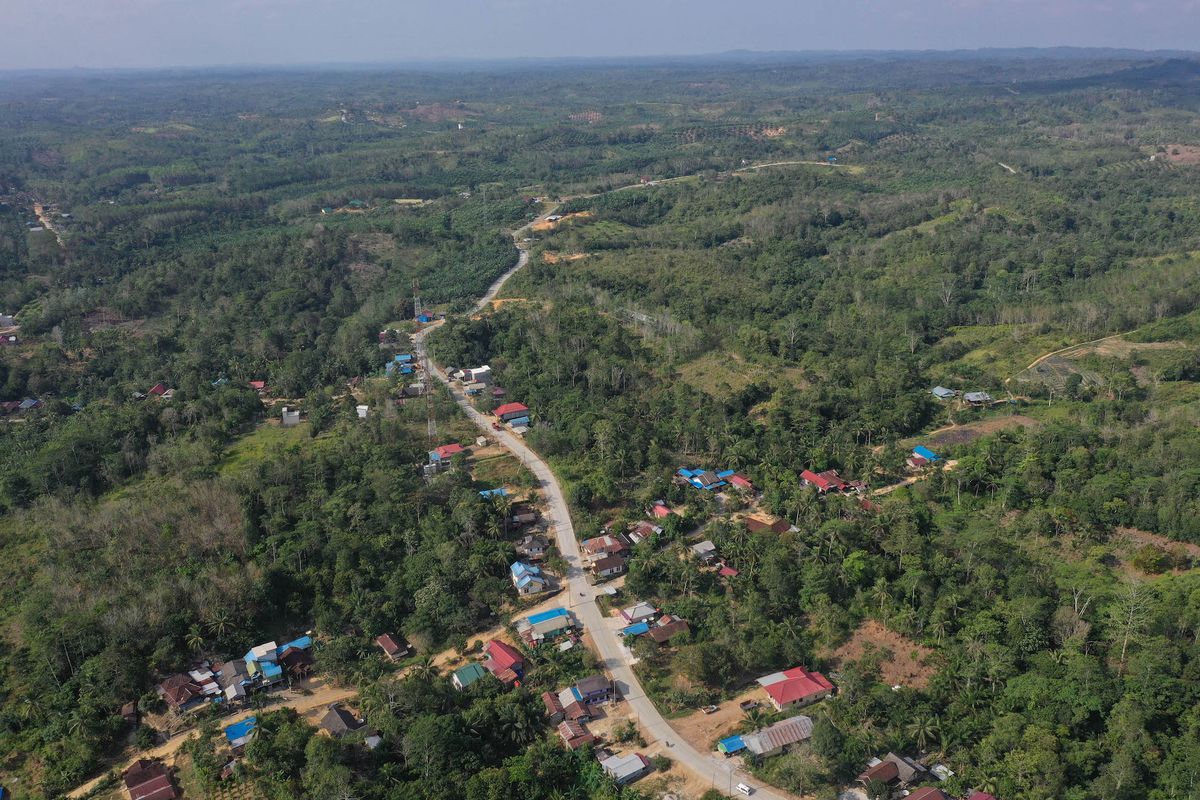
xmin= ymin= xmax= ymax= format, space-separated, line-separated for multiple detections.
xmin=2 ymin=0 xmax=1198 ymax=70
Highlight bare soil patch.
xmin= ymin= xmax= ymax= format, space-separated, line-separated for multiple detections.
xmin=1161 ymin=144 xmax=1200 ymax=165
xmin=530 ymin=211 xmax=593 ymax=232
xmin=920 ymin=414 xmax=1039 ymax=449
xmin=541 ymin=251 xmax=588 ymax=264
xmin=670 ymin=687 xmax=763 ymax=752
xmin=827 ymin=620 xmax=936 ymax=689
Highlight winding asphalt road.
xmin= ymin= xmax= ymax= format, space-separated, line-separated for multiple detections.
xmin=412 ymin=211 xmax=791 ymax=800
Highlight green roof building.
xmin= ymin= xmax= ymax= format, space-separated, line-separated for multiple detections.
xmin=451 ymin=663 xmax=488 ymax=691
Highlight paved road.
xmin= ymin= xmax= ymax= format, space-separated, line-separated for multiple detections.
xmin=413 ymin=215 xmax=792 ymax=800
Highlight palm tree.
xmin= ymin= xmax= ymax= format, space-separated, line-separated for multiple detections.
xmin=206 ymin=611 xmax=235 ymax=638
xmin=408 ymin=656 xmax=438 ymax=682
xmin=186 ymin=626 xmax=206 ymax=653
xmin=906 ymin=715 xmax=940 ymax=752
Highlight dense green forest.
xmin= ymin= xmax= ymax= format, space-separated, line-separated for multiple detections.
xmin=1 ymin=52 xmax=1200 ymax=800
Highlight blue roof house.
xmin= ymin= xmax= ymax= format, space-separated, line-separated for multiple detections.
xmin=621 ymin=622 xmax=651 ymax=637
xmin=479 ymin=488 xmax=508 ymax=499
xmin=511 ymin=561 xmax=548 ymax=595
xmin=718 ymin=734 xmax=746 ymax=754
xmin=913 ymin=446 xmax=940 ymax=462
xmin=225 ymin=717 xmax=257 ymax=749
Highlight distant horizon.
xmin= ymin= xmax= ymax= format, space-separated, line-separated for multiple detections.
xmin=4 ymin=0 xmax=1200 ymax=71
xmin=2 ymin=45 xmax=1198 ymax=77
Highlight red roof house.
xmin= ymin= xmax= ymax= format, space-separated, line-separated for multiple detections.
xmin=581 ymin=534 xmax=628 ymax=558
xmin=434 ymin=443 xmax=465 ymax=460
xmin=718 ymin=564 xmax=740 ymax=578
xmin=757 ymin=666 xmax=835 ymax=711
xmin=157 ymin=674 xmax=204 ymax=710
xmin=800 ymin=469 xmax=848 ymax=493
xmin=907 ymin=789 xmax=951 ymax=800
xmin=650 ymin=501 xmax=674 ymax=519
xmin=557 ymin=719 xmax=595 ymax=750
xmin=729 ymin=473 xmax=755 ymax=491
xmin=375 ymin=633 xmax=408 ymax=661
xmin=967 ymin=793 xmax=998 ymax=800
xmin=249 ymin=380 xmax=267 ymax=392
xmin=484 ymin=639 xmax=525 ymax=684
xmin=147 ymin=383 xmax=169 ymax=397
xmin=494 ymin=402 xmax=529 ymax=419
xmin=122 ymin=759 xmax=178 ymax=800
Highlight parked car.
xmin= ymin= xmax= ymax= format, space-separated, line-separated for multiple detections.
xmin=700 ymin=705 xmax=719 ymax=714
xmin=736 ymin=783 xmax=754 ymax=796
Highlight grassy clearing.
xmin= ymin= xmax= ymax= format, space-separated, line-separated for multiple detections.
xmin=675 ymin=350 xmax=807 ymax=399
xmin=942 ymin=323 xmax=1077 ymax=380
xmin=218 ymin=422 xmax=312 ymax=476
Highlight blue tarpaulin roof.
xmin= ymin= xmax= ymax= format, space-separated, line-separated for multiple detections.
xmin=621 ymin=622 xmax=651 ymax=636
xmin=395 ymin=354 xmax=413 ymax=362
xmin=528 ymin=608 xmax=569 ymax=625
xmin=718 ymin=735 xmax=746 ymax=753
xmin=261 ymin=662 xmax=283 ymax=679
xmin=913 ymin=446 xmax=940 ymax=462
xmin=276 ymin=636 xmax=312 ymax=655
xmin=717 ymin=469 xmax=735 ymax=478
xmin=225 ymin=717 xmax=257 ymax=743
xmin=479 ymin=488 xmax=508 ymax=498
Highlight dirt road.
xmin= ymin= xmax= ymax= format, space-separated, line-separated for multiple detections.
xmin=67 ymin=678 xmax=354 ymax=798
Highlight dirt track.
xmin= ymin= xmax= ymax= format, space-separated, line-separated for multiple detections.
xmin=67 ymin=677 xmax=355 ymax=798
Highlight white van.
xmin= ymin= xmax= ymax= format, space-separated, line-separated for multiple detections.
xmin=736 ymin=784 xmax=754 ymax=796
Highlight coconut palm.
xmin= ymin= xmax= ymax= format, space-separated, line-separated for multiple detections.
xmin=906 ymin=715 xmax=940 ymax=751
xmin=186 ymin=626 xmax=206 ymax=653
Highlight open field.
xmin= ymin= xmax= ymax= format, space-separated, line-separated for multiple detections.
xmin=827 ymin=620 xmax=936 ymax=690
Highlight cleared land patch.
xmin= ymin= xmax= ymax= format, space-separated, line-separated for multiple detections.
xmin=827 ymin=620 xmax=936 ymax=690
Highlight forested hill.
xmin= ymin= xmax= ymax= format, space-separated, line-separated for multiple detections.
xmin=0 ymin=53 xmax=1198 ymax=799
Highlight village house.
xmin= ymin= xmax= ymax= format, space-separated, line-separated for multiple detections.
xmin=157 ymin=673 xmax=206 ymax=712
xmin=122 ymin=759 xmax=178 ymax=800
xmin=757 ymin=666 xmax=835 ymax=711
xmin=320 ymin=704 xmax=365 ymax=738
xmin=514 ymin=533 xmax=550 ymax=561
xmin=581 ymin=533 xmax=629 ymax=561
xmin=647 ymin=616 xmax=690 ymax=644
xmin=728 ymin=473 xmax=756 ymax=492
xmin=517 ymin=607 xmax=577 ymax=646
xmin=718 ymin=714 xmax=814 ymax=759
xmin=598 ymin=752 xmax=652 ymax=785
xmin=650 ymin=500 xmax=675 ymax=518
xmin=570 ymin=673 xmax=615 ymax=705
xmin=800 ymin=468 xmax=849 ymax=493
xmin=690 ymin=539 xmax=719 ymax=565
xmin=589 ymin=554 xmax=627 ymax=579
xmin=619 ymin=602 xmax=659 ymax=625
xmin=461 ymin=365 xmax=492 ymax=384
xmin=375 ymin=633 xmax=409 ymax=662
xmin=216 ymin=659 xmax=250 ymax=702
xmin=745 ymin=515 xmax=795 ymax=534
xmin=627 ymin=520 xmax=662 ymax=544
xmin=281 ymin=406 xmax=301 ymax=426
xmin=542 ymin=686 xmax=594 ymax=723
xmin=511 ymin=560 xmax=549 ymax=595
xmin=494 ymin=401 xmax=529 ymax=423
xmin=451 ymin=663 xmax=489 ymax=691
xmin=483 ymin=639 xmax=525 ymax=685
xmin=858 ymin=752 xmax=926 ymax=789
xmin=557 ymin=719 xmax=595 ymax=750
xmin=964 ymin=391 xmax=993 ymax=406
xmin=429 ymin=442 xmax=465 ymax=464
xmin=906 ymin=788 xmax=952 ymax=800
xmin=931 ymin=386 xmax=957 ymax=400
xmin=224 ymin=717 xmax=257 ymax=752
xmin=508 ymin=502 xmax=539 ymax=526
xmin=676 ymin=467 xmax=734 ymax=491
